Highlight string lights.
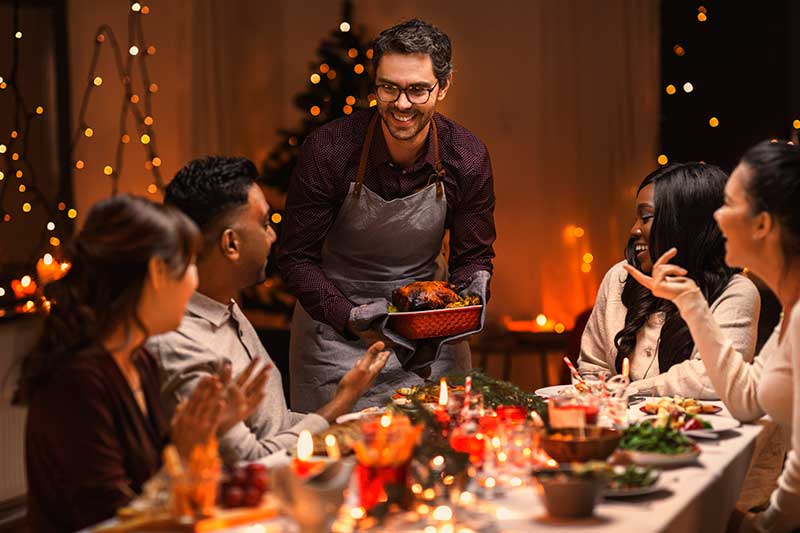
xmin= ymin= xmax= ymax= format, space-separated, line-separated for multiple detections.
xmin=1 ymin=1 xmax=162 ymax=319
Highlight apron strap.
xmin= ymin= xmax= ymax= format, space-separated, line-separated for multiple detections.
xmin=354 ymin=112 xmax=380 ymax=197
xmin=430 ymin=118 xmax=445 ymax=199
xmin=354 ymin=112 xmax=445 ymax=200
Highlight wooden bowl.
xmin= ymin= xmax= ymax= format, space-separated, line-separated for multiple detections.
xmin=541 ymin=427 xmax=621 ymax=463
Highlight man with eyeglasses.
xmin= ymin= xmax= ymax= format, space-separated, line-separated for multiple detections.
xmin=279 ymin=19 xmax=496 ymax=412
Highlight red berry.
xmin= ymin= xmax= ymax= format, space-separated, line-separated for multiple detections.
xmin=223 ymin=486 xmax=244 ymax=508
xmin=250 ymin=470 xmax=269 ymax=492
xmin=243 ymin=486 xmax=263 ymax=507
xmin=230 ymin=468 xmax=248 ymax=487
xmin=246 ymin=463 xmax=267 ymax=477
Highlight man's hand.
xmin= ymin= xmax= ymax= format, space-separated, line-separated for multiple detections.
xmin=216 ymin=358 xmax=272 ymax=435
xmin=623 ymin=247 xmax=699 ymax=301
xmin=316 ymin=342 xmax=390 ymax=423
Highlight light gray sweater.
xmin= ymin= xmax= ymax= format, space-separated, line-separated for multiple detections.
xmin=147 ymin=292 xmax=328 ymax=464
xmin=578 ymin=261 xmax=760 ymax=398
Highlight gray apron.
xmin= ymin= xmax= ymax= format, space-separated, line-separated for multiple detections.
xmin=289 ymin=112 xmax=471 ymax=412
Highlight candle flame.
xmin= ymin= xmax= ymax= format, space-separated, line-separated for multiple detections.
xmin=380 ymin=414 xmax=391 ymax=428
xmin=439 ymin=377 xmax=448 ymax=406
xmin=324 ymin=433 xmax=341 ymax=461
xmin=297 ymin=430 xmax=313 ymax=461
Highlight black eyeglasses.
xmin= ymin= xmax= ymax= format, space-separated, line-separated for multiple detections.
xmin=375 ymin=81 xmax=439 ymax=104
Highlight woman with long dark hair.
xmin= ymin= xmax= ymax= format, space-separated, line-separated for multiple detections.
xmin=17 ymin=195 xmax=266 ymax=533
xmin=579 ymin=162 xmax=760 ymax=397
xmin=626 ymin=140 xmax=800 ymax=530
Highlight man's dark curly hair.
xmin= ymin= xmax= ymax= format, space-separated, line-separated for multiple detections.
xmin=372 ymin=19 xmax=453 ymax=87
xmin=164 ymin=156 xmax=259 ymax=235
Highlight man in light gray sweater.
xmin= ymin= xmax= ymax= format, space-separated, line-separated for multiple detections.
xmin=147 ymin=156 xmax=389 ymax=463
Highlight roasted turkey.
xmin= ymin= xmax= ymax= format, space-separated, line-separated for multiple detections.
xmin=391 ymin=281 xmax=461 ymax=312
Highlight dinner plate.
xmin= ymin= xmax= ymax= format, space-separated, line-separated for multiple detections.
xmin=335 ymin=407 xmax=386 ymax=424
xmin=641 ymin=414 xmax=740 ymax=433
xmin=534 ymin=384 xmax=574 ymax=398
xmin=624 ymin=445 xmax=701 ymax=467
xmin=604 ymin=481 xmax=663 ymax=498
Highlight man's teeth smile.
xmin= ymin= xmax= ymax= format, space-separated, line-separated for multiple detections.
xmin=635 ymin=244 xmax=648 ymax=254
xmin=392 ymin=113 xmax=413 ymax=122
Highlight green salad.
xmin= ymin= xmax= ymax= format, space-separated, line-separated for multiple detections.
xmin=619 ymin=421 xmax=695 ymax=454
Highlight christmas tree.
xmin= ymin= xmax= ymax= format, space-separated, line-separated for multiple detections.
xmin=243 ymin=0 xmax=375 ymax=321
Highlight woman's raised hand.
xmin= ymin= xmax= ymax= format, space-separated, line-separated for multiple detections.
xmin=623 ymin=247 xmax=699 ymax=301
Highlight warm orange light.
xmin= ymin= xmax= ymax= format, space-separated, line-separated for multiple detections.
xmin=271 ymin=213 xmax=282 ymax=224
xmin=673 ymin=44 xmax=685 ymax=56
xmin=793 ymin=119 xmax=800 ymax=129
xmin=347 ymin=48 xmax=358 ymax=58
xmin=146 ymin=45 xmax=156 ymax=55
xmin=665 ymin=84 xmax=676 ymax=95
xmin=310 ymin=73 xmax=321 ymax=84
xmin=15 ymin=170 xmax=23 ymax=178
xmin=310 ymin=106 xmax=321 ymax=116
xmin=67 ymin=208 xmax=77 ymax=219
xmin=327 ymin=70 xmax=337 ymax=80
xmin=339 ymin=22 xmax=351 ymax=32
xmin=57 ymin=202 xmax=66 ymax=211
xmin=149 ymin=83 xmax=158 ymax=93
xmin=18 ymin=184 xmax=25 ymax=193
xmin=438 ymin=378 xmax=448 ymax=406
xmin=140 ymin=134 xmax=150 ymax=144
xmin=103 ymin=165 xmax=113 ymax=175
xmin=573 ymin=226 xmax=585 ymax=238
xmin=152 ymin=156 xmax=162 ymax=167
xmin=144 ymin=116 xmax=154 ymax=125
xmin=581 ymin=263 xmax=592 ymax=273
xmin=554 ymin=323 xmax=566 ymax=334
xmin=319 ymin=63 xmax=330 ymax=74
xmin=343 ymin=105 xmax=353 ymax=115
xmin=582 ymin=253 xmax=594 ymax=263
xmin=535 ymin=314 xmax=547 ymax=327
xmin=75 ymin=160 xmax=85 ymax=169
xmin=297 ymin=430 xmax=313 ymax=461
xmin=93 ymin=76 xmax=103 ymax=86
xmin=697 ymin=12 xmax=707 ymax=22
xmin=130 ymin=94 xmax=140 ymax=103
xmin=50 ymin=236 xmax=60 ymax=246
xmin=141 ymin=5 xmax=150 ymax=14
xmin=22 ymin=203 xmax=31 ymax=213
xmin=354 ymin=64 xmax=365 ymax=74
xmin=709 ymin=117 xmax=719 ymax=128
xmin=84 ymin=127 xmax=94 ymax=137
xmin=657 ymin=154 xmax=669 ymax=165
xmin=10 ymin=130 xmax=17 ymax=138
xmin=147 ymin=183 xmax=158 ymax=194
xmin=121 ymin=134 xmax=130 ymax=143
xmin=35 ymin=106 xmax=44 ymax=115
xmin=366 ymin=49 xmax=374 ymax=59
xmin=346 ymin=96 xmax=356 ymax=105
xmin=129 ymin=45 xmax=139 ymax=56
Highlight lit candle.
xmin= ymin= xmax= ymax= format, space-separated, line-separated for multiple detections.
xmin=439 ymin=378 xmax=449 ymax=406
xmin=292 ymin=430 xmax=323 ymax=477
xmin=435 ymin=378 xmax=451 ymax=432
xmin=622 ymin=357 xmax=630 ymax=379
xmin=324 ymin=433 xmax=341 ymax=461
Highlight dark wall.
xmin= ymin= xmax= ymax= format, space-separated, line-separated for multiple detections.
xmin=661 ymin=0 xmax=800 ymax=171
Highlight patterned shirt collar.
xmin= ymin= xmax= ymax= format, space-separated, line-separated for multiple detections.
xmin=367 ymin=111 xmax=439 ymax=173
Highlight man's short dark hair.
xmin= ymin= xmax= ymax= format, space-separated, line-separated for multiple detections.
xmin=164 ymin=156 xmax=258 ymax=235
xmin=371 ymin=19 xmax=452 ymax=87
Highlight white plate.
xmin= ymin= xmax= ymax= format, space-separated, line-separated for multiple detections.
xmin=641 ymin=414 xmax=741 ymax=435
xmin=604 ymin=468 xmax=661 ymax=498
xmin=335 ymin=406 xmax=386 ymax=424
xmin=534 ymin=384 xmax=575 ymax=398
xmin=625 ymin=446 xmax=701 ymax=467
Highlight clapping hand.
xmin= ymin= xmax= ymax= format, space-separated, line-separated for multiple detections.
xmin=336 ymin=341 xmax=391 ymax=401
xmin=622 ymin=247 xmax=699 ymax=301
xmin=217 ymin=357 xmax=272 ymax=434
xmin=170 ymin=375 xmax=224 ymax=458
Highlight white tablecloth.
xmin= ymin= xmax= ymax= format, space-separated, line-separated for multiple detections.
xmin=90 ymin=401 xmax=764 ymax=533
xmin=252 ymin=401 xmax=763 ymax=533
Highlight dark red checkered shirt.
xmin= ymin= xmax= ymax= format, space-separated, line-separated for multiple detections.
xmin=278 ymin=109 xmax=496 ymax=336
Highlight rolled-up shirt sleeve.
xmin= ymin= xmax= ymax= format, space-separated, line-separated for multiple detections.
xmin=278 ymin=135 xmax=356 ymax=336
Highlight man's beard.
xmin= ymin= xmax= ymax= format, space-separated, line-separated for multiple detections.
xmin=378 ymin=105 xmax=435 ymax=141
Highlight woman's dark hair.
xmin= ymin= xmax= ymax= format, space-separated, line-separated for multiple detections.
xmin=740 ymin=140 xmax=800 ymax=262
xmin=15 ymin=194 xmax=201 ymax=404
xmin=371 ymin=19 xmax=452 ymax=87
xmin=613 ymin=163 xmax=736 ymax=373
